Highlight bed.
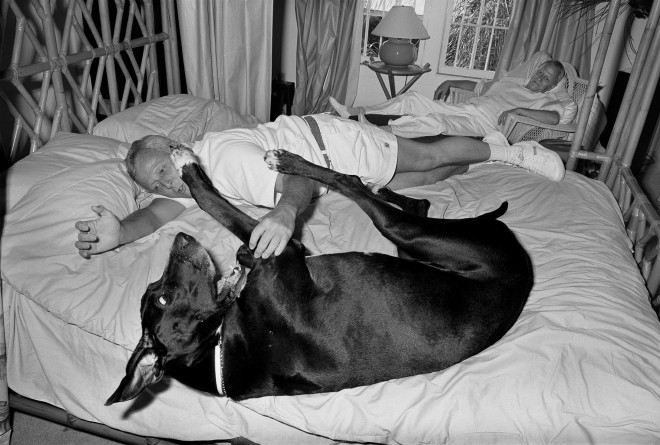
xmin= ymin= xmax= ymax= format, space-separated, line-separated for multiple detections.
xmin=2 ymin=1 xmax=660 ymax=445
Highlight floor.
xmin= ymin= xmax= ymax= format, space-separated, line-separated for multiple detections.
xmin=11 ymin=411 xmax=123 ymax=445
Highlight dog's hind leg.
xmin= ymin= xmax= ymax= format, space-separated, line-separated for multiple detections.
xmin=368 ymin=183 xmax=430 ymax=218
xmin=264 ymin=150 xmax=434 ymax=255
xmin=263 ymin=149 xmax=522 ymax=278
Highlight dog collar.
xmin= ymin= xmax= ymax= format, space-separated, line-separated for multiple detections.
xmin=214 ymin=324 xmax=226 ymax=396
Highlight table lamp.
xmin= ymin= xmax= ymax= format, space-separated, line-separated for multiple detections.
xmin=372 ymin=5 xmax=430 ymax=67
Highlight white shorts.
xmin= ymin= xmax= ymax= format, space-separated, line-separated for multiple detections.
xmin=281 ymin=114 xmax=399 ymax=187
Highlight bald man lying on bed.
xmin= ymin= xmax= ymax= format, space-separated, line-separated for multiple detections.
xmin=75 ymin=114 xmax=565 ymax=260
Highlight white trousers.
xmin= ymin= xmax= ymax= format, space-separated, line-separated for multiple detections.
xmin=363 ymin=92 xmax=498 ymax=138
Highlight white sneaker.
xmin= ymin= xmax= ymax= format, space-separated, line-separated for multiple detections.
xmin=504 ymin=141 xmax=565 ymax=181
xmin=329 ymin=97 xmax=351 ymax=118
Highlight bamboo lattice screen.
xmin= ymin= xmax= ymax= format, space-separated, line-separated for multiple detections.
xmin=0 ymin=0 xmax=180 ymax=162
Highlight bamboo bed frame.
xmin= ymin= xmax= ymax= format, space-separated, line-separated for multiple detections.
xmin=0 ymin=0 xmax=659 ymax=444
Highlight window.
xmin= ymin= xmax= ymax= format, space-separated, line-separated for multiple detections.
xmin=444 ymin=0 xmax=515 ymax=72
xmin=361 ymin=0 xmax=516 ymax=77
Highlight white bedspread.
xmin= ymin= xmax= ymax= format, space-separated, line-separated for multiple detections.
xmin=2 ymin=133 xmax=660 ymax=444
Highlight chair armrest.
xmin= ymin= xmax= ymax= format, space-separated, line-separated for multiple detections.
xmin=502 ymin=114 xmax=577 ymax=144
xmin=448 ymin=87 xmax=478 ymax=104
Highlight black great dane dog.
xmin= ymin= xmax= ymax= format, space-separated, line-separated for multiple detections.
xmin=106 ymin=145 xmax=533 ymax=404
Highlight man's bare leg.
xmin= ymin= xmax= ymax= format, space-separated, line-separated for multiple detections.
xmin=388 ymin=165 xmax=468 ymax=190
xmin=392 ymin=133 xmax=565 ymax=183
xmin=394 ymin=135 xmax=490 ymax=174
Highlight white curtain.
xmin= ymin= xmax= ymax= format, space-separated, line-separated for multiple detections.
xmin=496 ymin=0 xmax=594 ymax=79
xmin=176 ymin=0 xmax=273 ymax=122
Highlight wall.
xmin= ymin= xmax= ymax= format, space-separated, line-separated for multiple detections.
xmin=276 ymin=1 xmax=472 ymax=107
xmin=277 ymin=4 xmax=646 ymax=109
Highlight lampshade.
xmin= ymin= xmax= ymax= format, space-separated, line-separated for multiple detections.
xmin=372 ymin=6 xmax=429 ymax=40
xmin=372 ymin=6 xmax=429 ymax=67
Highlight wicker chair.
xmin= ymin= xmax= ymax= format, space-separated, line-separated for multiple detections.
xmin=447 ymin=62 xmax=606 ymax=152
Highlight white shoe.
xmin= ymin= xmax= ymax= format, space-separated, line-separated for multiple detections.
xmin=504 ymin=141 xmax=565 ymax=181
xmin=329 ymin=97 xmax=351 ymax=118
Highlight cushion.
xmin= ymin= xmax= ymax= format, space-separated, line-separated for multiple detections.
xmin=92 ymin=94 xmax=260 ymax=143
xmin=2 ymin=159 xmax=140 ymax=263
xmin=2 ymin=132 xmax=128 ymax=210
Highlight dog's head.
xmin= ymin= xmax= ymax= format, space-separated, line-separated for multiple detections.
xmin=105 ymin=232 xmax=247 ymax=405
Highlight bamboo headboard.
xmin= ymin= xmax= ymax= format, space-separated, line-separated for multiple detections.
xmin=0 ymin=0 xmax=181 ymax=163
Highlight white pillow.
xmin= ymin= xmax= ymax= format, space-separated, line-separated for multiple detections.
xmin=3 ymin=159 xmax=140 ymax=259
xmin=0 ymin=157 xmax=144 ymax=340
xmin=92 ymin=94 xmax=260 ymax=143
xmin=168 ymin=98 xmax=261 ymax=142
xmin=2 ymin=132 xmax=128 ymax=210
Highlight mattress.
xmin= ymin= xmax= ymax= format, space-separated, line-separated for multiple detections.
xmin=2 ymin=124 xmax=660 ymax=443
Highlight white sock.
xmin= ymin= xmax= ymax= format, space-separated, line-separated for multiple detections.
xmin=487 ymin=144 xmax=509 ymax=162
xmin=467 ymin=162 xmax=485 ymax=171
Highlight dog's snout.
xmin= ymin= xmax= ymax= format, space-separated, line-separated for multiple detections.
xmin=174 ymin=232 xmax=195 ymax=248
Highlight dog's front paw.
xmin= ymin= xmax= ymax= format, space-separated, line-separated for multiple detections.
xmin=366 ymin=182 xmax=383 ymax=195
xmin=263 ymin=149 xmax=305 ymax=175
xmin=170 ymin=144 xmax=197 ymax=176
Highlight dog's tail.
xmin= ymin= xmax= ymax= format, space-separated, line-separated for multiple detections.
xmin=477 ymin=202 xmax=508 ymax=220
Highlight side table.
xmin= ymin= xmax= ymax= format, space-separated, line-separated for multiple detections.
xmin=363 ymin=60 xmax=431 ymax=100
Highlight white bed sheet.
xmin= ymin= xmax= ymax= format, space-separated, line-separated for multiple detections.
xmin=2 ymin=137 xmax=660 ymax=444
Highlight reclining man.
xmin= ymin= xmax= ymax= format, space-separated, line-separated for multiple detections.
xmin=75 ymin=113 xmax=564 ymax=260
xmin=330 ymin=54 xmax=577 ymax=139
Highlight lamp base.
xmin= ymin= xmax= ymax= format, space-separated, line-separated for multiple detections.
xmin=379 ymin=38 xmax=416 ymax=66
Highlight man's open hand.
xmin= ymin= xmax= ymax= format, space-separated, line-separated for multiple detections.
xmin=75 ymin=205 xmax=122 ymax=259
xmin=249 ymin=205 xmax=297 ymax=259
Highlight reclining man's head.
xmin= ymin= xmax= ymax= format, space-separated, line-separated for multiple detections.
xmin=525 ymin=60 xmax=565 ymax=94
xmin=126 ymin=135 xmax=193 ymax=198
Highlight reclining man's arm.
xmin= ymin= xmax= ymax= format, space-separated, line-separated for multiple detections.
xmin=75 ymin=198 xmax=186 ymax=259
xmin=433 ymin=79 xmax=479 ymax=101
xmin=498 ymin=108 xmax=561 ymax=126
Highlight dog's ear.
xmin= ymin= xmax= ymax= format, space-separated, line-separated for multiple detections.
xmin=105 ymin=329 xmax=164 ymax=405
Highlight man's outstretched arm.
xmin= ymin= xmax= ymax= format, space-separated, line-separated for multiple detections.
xmin=498 ymin=108 xmax=561 ymax=126
xmin=75 ymin=198 xmax=186 ymax=258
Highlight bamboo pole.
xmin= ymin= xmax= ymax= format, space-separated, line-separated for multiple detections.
xmin=598 ymin=0 xmax=660 ymax=180
xmin=33 ymin=71 xmax=51 ymax=152
xmin=7 ymin=2 xmax=49 ymax=150
xmin=618 ymin=163 xmax=660 ymax=296
xmin=160 ymin=0 xmax=174 ymax=95
xmin=36 ymin=0 xmax=72 ymax=133
xmin=10 ymin=394 xmax=180 ymax=445
xmin=566 ymin=0 xmax=620 ymax=171
xmin=144 ymin=0 xmax=160 ymax=97
xmin=99 ymin=0 xmax=119 ymax=114
xmin=619 ymin=39 xmax=660 ymax=167
xmin=10 ymin=120 xmax=22 ymax=160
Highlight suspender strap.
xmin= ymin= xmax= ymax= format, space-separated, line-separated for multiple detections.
xmin=302 ymin=115 xmax=334 ymax=170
